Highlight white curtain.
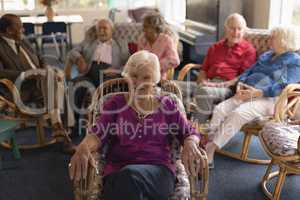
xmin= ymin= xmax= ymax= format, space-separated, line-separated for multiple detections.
xmin=108 ymin=0 xmax=156 ymax=9
xmin=108 ymin=0 xmax=186 ymax=23
xmin=157 ymin=0 xmax=186 ymax=23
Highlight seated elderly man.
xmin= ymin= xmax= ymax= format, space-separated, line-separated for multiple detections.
xmin=0 ymin=14 xmax=75 ymax=153
xmin=65 ymin=19 xmax=129 ymax=134
xmin=64 ymin=19 xmax=129 ymax=86
xmin=176 ymin=13 xmax=256 ymax=124
xmin=205 ymin=26 xmax=300 ymax=165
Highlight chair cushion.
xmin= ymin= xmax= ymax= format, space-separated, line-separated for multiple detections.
xmin=169 ymin=160 xmax=190 ymax=200
xmin=261 ymin=121 xmax=300 ymax=156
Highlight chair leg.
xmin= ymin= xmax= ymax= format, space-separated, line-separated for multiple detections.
xmin=273 ymin=166 xmax=287 ymax=200
xmin=10 ymin=133 xmax=21 ymax=159
xmin=36 ymin=118 xmax=45 ymax=146
xmin=240 ymin=131 xmax=252 ymax=160
xmin=263 ymin=159 xmax=274 ymax=181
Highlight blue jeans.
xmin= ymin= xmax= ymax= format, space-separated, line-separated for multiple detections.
xmin=103 ymin=164 xmax=175 ymax=200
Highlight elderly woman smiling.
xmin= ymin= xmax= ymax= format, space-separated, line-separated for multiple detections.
xmin=205 ymin=26 xmax=300 ymax=165
xmin=69 ymin=50 xmax=203 ymax=200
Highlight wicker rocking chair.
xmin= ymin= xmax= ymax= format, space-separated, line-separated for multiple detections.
xmin=0 ymin=78 xmax=56 ymax=149
xmin=72 ymin=78 xmax=209 ymax=200
xmin=259 ymin=84 xmax=300 ymax=200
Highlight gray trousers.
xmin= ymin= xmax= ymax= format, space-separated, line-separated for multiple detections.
xmin=174 ymin=80 xmax=233 ymax=123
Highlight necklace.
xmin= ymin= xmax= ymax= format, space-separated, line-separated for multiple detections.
xmin=133 ymin=95 xmax=155 ymax=121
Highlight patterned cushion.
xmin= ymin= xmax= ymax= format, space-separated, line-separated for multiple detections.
xmin=113 ymin=23 xmax=142 ymax=43
xmin=244 ymin=29 xmax=271 ymax=56
xmin=261 ymin=121 xmax=300 ymax=156
xmin=169 ymin=160 xmax=190 ymax=200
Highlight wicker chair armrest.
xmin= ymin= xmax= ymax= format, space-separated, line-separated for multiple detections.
xmin=274 ymin=83 xmax=300 ymax=123
xmin=166 ymin=68 xmax=175 ymax=80
xmin=0 ymin=79 xmax=22 ymax=110
xmin=73 ymin=152 xmax=101 ymax=200
xmin=177 ymin=64 xmax=202 ymax=81
xmin=189 ymin=146 xmax=209 ymax=199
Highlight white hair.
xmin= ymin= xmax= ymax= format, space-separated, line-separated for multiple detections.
xmin=96 ymin=18 xmax=114 ymax=30
xmin=271 ymin=26 xmax=300 ymax=52
xmin=122 ymin=50 xmax=161 ymax=84
xmin=224 ymin=13 xmax=247 ymax=29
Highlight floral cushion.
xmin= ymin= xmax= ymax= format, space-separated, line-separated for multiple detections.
xmin=169 ymin=160 xmax=190 ymax=200
xmin=261 ymin=121 xmax=300 ymax=156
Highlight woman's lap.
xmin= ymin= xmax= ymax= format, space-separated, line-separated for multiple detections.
xmin=103 ymin=164 xmax=175 ymax=200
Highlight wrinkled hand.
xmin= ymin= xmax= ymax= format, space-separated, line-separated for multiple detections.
xmin=235 ymin=83 xmax=263 ymax=101
xmin=76 ymin=56 xmax=88 ymax=74
xmin=103 ymin=68 xmax=121 ymax=77
xmin=69 ymin=143 xmax=96 ymax=181
xmin=235 ymin=88 xmax=251 ymax=101
xmin=236 ymin=82 xmax=252 ymax=91
xmin=181 ymin=138 xmax=203 ymax=176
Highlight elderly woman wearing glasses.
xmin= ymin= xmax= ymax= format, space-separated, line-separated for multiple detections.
xmin=205 ymin=26 xmax=300 ymax=165
xmin=69 ymin=50 xmax=203 ymax=200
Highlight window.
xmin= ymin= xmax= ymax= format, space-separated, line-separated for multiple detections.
xmin=55 ymin=0 xmax=106 ymax=9
xmin=292 ymin=0 xmax=300 ymax=26
xmin=108 ymin=0 xmax=157 ymax=9
xmin=269 ymin=0 xmax=300 ymax=28
xmin=0 ymin=0 xmax=106 ymax=11
xmin=2 ymin=0 xmax=35 ymax=11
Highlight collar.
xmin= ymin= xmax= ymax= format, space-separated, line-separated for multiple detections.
xmin=1 ymin=36 xmax=16 ymax=46
xmin=222 ymin=38 xmax=245 ymax=48
xmin=97 ymin=39 xmax=112 ymax=45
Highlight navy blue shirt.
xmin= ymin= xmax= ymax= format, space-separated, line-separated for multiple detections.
xmin=239 ymin=50 xmax=300 ymax=97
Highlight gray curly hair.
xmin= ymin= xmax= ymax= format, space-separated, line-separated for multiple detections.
xmin=143 ymin=12 xmax=167 ymax=34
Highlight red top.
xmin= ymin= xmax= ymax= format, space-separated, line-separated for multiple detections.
xmin=202 ymin=39 xmax=256 ymax=81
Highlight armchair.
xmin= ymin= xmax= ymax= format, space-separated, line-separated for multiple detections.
xmin=259 ymin=84 xmax=300 ymax=200
xmin=72 ymin=78 xmax=209 ymax=200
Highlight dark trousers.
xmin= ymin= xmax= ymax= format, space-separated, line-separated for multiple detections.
xmin=70 ymin=62 xmax=122 ymax=135
xmin=103 ymin=164 xmax=175 ymax=200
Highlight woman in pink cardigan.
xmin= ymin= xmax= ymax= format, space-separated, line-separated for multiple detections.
xmin=137 ymin=13 xmax=180 ymax=80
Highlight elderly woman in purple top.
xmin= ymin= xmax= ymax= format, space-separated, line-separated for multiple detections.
xmin=69 ymin=50 xmax=203 ymax=200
